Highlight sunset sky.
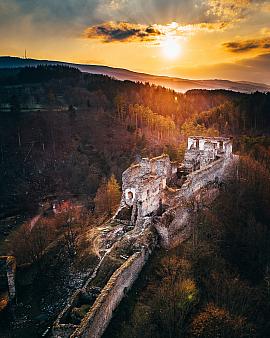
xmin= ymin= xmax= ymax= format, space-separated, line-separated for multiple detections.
xmin=1 ymin=0 xmax=270 ymax=83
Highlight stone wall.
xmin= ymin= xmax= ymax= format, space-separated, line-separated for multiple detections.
xmin=115 ymin=154 xmax=173 ymax=222
xmin=51 ymin=289 xmax=82 ymax=338
xmin=52 ymin=224 xmax=157 ymax=338
xmin=180 ymin=156 xmax=232 ymax=198
xmin=154 ymin=205 xmax=191 ymax=248
xmin=70 ymin=228 xmax=157 ymax=338
xmin=154 ymin=155 xmax=237 ymax=248
xmin=6 ymin=256 xmax=16 ymax=300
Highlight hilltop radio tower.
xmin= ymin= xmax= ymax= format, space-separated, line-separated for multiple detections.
xmin=24 ymin=49 xmax=27 ymax=59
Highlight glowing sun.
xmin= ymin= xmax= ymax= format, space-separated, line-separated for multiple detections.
xmin=162 ymin=37 xmax=181 ymax=59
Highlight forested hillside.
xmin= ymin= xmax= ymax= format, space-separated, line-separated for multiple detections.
xmin=0 ymin=65 xmax=270 ymax=337
xmin=1 ymin=66 xmax=269 ymax=218
xmin=105 ymin=155 xmax=270 ymax=338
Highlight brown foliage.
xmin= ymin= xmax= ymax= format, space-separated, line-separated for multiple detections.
xmin=190 ymin=303 xmax=254 ymax=338
xmin=94 ymin=174 xmax=121 ymax=216
xmin=8 ymin=220 xmax=55 ymax=265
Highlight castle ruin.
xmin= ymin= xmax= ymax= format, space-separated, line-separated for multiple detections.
xmin=52 ymin=136 xmax=236 ymax=338
xmin=116 ymin=154 xmax=177 ymax=223
xmin=184 ymin=136 xmax=233 ymax=172
xmin=115 ymin=136 xmax=233 ymax=228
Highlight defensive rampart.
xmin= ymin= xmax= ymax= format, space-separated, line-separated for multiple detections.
xmin=180 ymin=156 xmax=232 ymax=198
xmin=52 ymin=225 xmax=157 ymax=338
xmin=154 ymin=155 xmax=237 ymax=248
xmin=72 ymin=235 xmax=155 ymax=338
xmin=52 ymin=136 xmax=237 ymax=337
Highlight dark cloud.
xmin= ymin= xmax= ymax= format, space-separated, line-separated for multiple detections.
xmin=224 ymin=37 xmax=270 ymax=52
xmin=2 ymin=0 xmax=264 ymax=29
xmin=84 ymin=21 xmax=163 ymax=42
xmin=108 ymin=0 xmax=266 ymax=26
xmin=0 ymin=0 xmax=100 ymax=27
xmin=1 ymin=0 xmax=270 ymax=46
xmin=19 ymin=0 xmax=99 ymax=20
xmin=2 ymin=0 xmax=200 ymax=26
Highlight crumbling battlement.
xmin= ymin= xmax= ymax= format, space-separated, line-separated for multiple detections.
xmin=116 ymin=137 xmax=233 ymax=227
xmin=52 ymin=219 xmax=157 ymax=338
xmin=70 ymin=228 xmax=156 ymax=338
xmin=183 ymin=136 xmax=232 ymax=172
xmin=153 ymin=138 xmax=235 ymax=248
xmin=52 ymin=136 xmax=236 ymax=338
xmin=116 ymin=154 xmax=177 ymax=221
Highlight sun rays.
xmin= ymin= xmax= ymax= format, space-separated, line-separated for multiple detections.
xmin=162 ymin=36 xmax=181 ymax=59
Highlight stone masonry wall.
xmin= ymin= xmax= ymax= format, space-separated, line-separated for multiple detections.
xmin=116 ymin=155 xmax=172 ymax=221
xmin=180 ymin=156 xmax=232 ymax=199
xmin=70 ymin=228 xmax=157 ymax=338
xmin=154 ymin=155 xmax=237 ymax=248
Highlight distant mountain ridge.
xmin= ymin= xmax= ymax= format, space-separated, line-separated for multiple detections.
xmin=1 ymin=56 xmax=270 ymax=94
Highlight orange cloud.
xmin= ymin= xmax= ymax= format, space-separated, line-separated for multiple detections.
xmin=84 ymin=20 xmax=232 ymax=44
xmin=224 ymin=36 xmax=270 ymax=52
xmin=84 ymin=21 xmax=164 ymax=43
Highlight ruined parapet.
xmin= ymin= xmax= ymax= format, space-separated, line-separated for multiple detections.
xmin=187 ymin=136 xmax=232 ymax=154
xmin=115 ymin=154 xmax=173 ymax=223
xmin=52 ymin=224 xmax=157 ymax=338
xmin=0 ymin=256 xmax=16 ymax=311
xmin=184 ymin=136 xmax=233 ymax=173
xmin=121 ymin=154 xmax=172 ymax=190
xmin=154 ymin=154 xmax=238 ymax=249
xmin=70 ymin=232 xmax=156 ymax=338
xmin=153 ymin=203 xmax=191 ymax=249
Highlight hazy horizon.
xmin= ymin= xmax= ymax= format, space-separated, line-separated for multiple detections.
xmin=2 ymin=54 xmax=270 ymax=87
